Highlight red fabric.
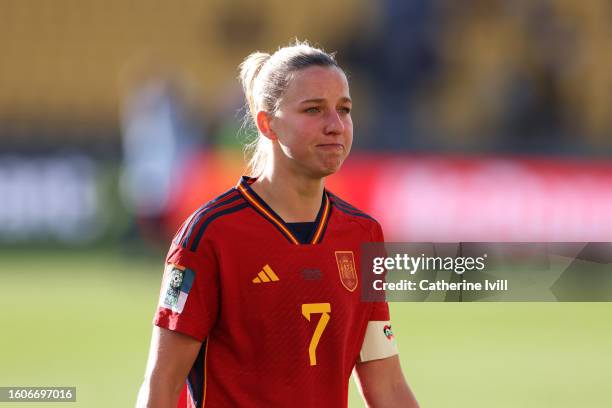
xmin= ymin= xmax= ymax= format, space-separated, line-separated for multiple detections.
xmin=155 ymin=184 xmax=390 ymax=408
xmin=177 ymin=385 xmax=188 ymax=407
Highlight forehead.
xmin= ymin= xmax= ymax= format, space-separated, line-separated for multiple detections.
xmin=282 ymin=66 xmax=350 ymax=103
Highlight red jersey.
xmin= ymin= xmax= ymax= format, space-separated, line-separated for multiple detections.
xmin=154 ymin=176 xmax=391 ymax=408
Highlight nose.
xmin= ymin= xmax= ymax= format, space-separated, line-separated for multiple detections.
xmin=324 ymin=110 xmax=344 ymax=135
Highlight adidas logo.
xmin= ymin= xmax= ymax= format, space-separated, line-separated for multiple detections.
xmin=252 ymin=264 xmax=280 ymax=283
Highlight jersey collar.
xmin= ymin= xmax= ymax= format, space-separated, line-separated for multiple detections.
xmin=236 ymin=176 xmax=331 ymax=245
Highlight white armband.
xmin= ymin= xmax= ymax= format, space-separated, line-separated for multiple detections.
xmin=359 ymin=321 xmax=399 ymax=362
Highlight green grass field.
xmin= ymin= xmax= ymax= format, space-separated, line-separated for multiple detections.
xmin=1 ymin=248 xmax=611 ymax=407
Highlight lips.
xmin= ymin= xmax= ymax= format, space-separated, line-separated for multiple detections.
xmin=316 ymin=143 xmax=344 ymax=151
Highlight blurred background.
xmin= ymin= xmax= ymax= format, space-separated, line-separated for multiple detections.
xmin=1 ymin=0 xmax=611 ymax=407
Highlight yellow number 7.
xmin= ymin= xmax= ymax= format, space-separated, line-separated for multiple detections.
xmin=301 ymin=303 xmax=331 ymax=366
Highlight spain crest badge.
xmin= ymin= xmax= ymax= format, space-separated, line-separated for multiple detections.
xmin=335 ymin=251 xmax=358 ymax=292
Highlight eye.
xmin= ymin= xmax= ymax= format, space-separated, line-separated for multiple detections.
xmin=338 ymin=106 xmax=351 ymax=114
xmin=305 ymin=107 xmax=321 ymax=113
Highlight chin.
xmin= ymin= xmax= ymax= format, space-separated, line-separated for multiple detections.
xmin=304 ymin=164 xmax=339 ymax=179
xmin=301 ymin=155 xmax=346 ymax=178
xmin=318 ymin=161 xmax=344 ymax=178
xmin=319 ymin=168 xmax=339 ymax=178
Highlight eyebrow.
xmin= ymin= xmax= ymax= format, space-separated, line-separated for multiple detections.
xmin=299 ymin=97 xmax=352 ymax=104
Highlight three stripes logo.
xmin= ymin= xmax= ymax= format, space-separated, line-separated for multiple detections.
xmin=252 ymin=264 xmax=280 ymax=283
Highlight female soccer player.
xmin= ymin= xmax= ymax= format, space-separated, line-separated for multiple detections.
xmin=137 ymin=41 xmax=419 ymax=408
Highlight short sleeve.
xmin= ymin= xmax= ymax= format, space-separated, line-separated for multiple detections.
xmin=367 ymin=220 xmax=390 ymax=306
xmin=369 ymin=298 xmax=391 ymax=321
xmin=359 ymin=220 xmax=398 ymax=361
xmin=153 ymin=237 xmax=219 ymax=342
xmin=360 ymin=298 xmax=398 ymax=362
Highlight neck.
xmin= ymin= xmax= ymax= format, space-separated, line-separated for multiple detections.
xmin=251 ymin=166 xmax=325 ymax=223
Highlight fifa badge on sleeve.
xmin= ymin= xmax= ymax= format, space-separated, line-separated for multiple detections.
xmin=160 ymin=264 xmax=195 ymax=313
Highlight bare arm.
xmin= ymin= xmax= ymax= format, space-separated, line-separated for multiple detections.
xmin=135 ymin=326 xmax=203 ymax=408
xmin=354 ymin=355 xmax=419 ymax=408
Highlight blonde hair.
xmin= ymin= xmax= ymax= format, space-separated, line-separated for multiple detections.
xmin=238 ymin=40 xmax=341 ymax=177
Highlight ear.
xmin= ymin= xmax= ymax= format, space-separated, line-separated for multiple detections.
xmin=256 ymin=111 xmax=278 ymax=141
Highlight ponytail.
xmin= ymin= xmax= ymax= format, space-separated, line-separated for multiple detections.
xmin=239 ymin=52 xmax=270 ymax=121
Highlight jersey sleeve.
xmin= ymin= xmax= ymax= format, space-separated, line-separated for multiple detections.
xmin=153 ymin=235 xmax=219 ymax=342
xmin=359 ymin=221 xmax=399 ymax=362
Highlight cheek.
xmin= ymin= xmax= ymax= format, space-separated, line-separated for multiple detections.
xmin=287 ymin=120 xmax=319 ymax=148
xmin=344 ymin=119 xmax=354 ymax=144
xmin=278 ymin=124 xmax=314 ymax=157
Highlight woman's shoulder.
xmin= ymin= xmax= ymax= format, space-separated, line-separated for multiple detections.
xmin=326 ymin=191 xmax=380 ymax=226
xmin=327 ymin=191 xmax=384 ymax=241
xmin=173 ymin=187 xmax=249 ymax=251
